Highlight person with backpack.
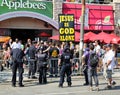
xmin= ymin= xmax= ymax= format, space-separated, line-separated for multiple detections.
xmin=88 ymin=44 xmax=99 ymax=91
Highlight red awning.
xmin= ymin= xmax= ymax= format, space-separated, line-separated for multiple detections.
xmin=38 ymin=32 xmax=51 ymax=37
xmin=89 ymin=32 xmax=120 ymax=43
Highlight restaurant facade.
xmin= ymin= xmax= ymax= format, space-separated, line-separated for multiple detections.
xmin=0 ymin=0 xmax=118 ymax=42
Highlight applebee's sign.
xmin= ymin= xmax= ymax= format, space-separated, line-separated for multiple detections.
xmin=0 ymin=0 xmax=46 ymax=10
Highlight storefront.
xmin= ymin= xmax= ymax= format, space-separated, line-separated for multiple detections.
xmin=0 ymin=0 xmax=115 ymax=43
xmin=0 ymin=0 xmax=58 ymax=42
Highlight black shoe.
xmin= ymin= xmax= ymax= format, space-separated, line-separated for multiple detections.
xmin=49 ymin=75 xmax=53 ymax=77
xmin=112 ymin=81 xmax=116 ymax=85
xmin=38 ymin=82 xmax=42 ymax=84
xmin=39 ymin=80 xmax=42 ymax=84
xmin=68 ymin=83 xmax=72 ymax=87
xmin=83 ymin=83 xmax=89 ymax=86
xmin=12 ymin=84 xmax=16 ymax=87
xmin=55 ymin=75 xmax=58 ymax=77
xmin=19 ymin=84 xmax=24 ymax=87
xmin=58 ymin=84 xmax=63 ymax=88
xmin=105 ymin=85 xmax=112 ymax=90
xmin=31 ymin=76 xmax=37 ymax=79
xmin=43 ymin=82 xmax=47 ymax=84
xmin=28 ymin=76 xmax=30 ymax=79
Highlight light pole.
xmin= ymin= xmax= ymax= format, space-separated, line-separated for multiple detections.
xmin=79 ymin=0 xmax=86 ymax=75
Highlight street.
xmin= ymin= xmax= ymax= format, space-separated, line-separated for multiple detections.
xmin=0 ymin=69 xmax=120 ymax=95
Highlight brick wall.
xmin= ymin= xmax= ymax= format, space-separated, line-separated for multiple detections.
xmin=114 ymin=3 xmax=120 ymax=24
xmin=53 ymin=0 xmax=63 ymax=22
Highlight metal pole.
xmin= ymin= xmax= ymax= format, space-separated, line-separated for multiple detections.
xmin=79 ymin=0 xmax=86 ymax=75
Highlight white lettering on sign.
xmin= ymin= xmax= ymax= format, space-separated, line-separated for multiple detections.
xmin=1 ymin=0 xmax=46 ymax=10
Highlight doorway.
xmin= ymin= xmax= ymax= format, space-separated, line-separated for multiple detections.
xmin=10 ymin=29 xmax=36 ymax=43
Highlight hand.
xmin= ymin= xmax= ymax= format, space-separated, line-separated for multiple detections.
xmin=106 ymin=64 xmax=109 ymax=68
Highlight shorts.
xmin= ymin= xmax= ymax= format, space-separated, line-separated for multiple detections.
xmin=106 ymin=70 xmax=112 ymax=79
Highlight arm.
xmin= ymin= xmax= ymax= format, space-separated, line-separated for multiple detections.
xmin=58 ymin=54 xmax=63 ymax=66
xmin=106 ymin=60 xmax=112 ymax=67
xmin=106 ymin=52 xmax=113 ymax=67
xmin=82 ymin=55 xmax=85 ymax=66
xmin=58 ymin=58 xmax=61 ymax=66
xmin=43 ymin=46 xmax=50 ymax=53
xmin=82 ymin=51 xmax=88 ymax=66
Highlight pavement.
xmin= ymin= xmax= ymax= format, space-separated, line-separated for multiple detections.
xmin=0 ymin=68 xmax=120 ymax=95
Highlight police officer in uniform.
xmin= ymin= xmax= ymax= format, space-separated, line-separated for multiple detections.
xmin=10 ymin=48 xmax=24 ymax=87
xmin=37 ymin=49 xmax=48 ymax=84
xmin=58 ymin=47 xmax=73 ymax=87
xmin=27 ymin=41 xmax=37 ymax=79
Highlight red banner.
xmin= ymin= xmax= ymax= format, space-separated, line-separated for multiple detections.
xmin=63 ymin=3 xmax=114 ymax=31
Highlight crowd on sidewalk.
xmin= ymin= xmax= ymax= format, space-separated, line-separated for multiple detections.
xmin=0 ymin=38 xmax=119 ymax=91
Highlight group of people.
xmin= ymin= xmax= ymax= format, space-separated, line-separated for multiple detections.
xmin=82 ymin=40 xmax=118 ymax=91
xmin=2 ymin=38 xmax=76 ymax=87
xmin=1 ymin=38 xmax=118 ymax=91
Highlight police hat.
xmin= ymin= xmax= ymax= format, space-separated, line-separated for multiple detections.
xmin=64 ymin=47 xmax=70 ymax=53
xmin=32 ymin=41 xmax=37 ymax=44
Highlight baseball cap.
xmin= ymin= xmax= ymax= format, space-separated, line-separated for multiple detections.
xmin=105 ymin=44 xmax=111 ymax=48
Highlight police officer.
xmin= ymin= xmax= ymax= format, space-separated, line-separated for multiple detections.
xmin=27 ymin=41 xmax=37 ymax=79
xmin=37 ymin=49 xmax=48 ymax=84
xmin=10 ymin=48 xmax=24 ymax=87
xmin=58 ymin=47 xmax=73 ymax=87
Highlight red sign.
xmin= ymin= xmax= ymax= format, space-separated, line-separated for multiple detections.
xmin=63 ymin=3 xmax=114 ymax=31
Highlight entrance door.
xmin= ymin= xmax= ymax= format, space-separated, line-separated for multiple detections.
xmin=10 ymin=29 xmax=36 ymax=43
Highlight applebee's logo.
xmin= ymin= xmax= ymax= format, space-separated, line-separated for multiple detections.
xmin=95 ymin=15 xmax=113 ymax=30
xmin=0 ymin=0 xmax=46 ymax=10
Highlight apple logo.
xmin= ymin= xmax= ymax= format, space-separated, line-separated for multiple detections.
xmin=95 ymin=15 xmax=114 ymax=30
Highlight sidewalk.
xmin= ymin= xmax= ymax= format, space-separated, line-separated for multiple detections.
xmin=0 ymin=68 xmax=120 ymax=95
xmin=0 ymin=72 xmax=120 ymax=95
xmin=0 ymin=68 xmax=120 ymax=83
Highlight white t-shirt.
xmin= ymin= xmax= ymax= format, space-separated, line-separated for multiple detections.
xmin=94 ymin=45 xmax=101 ymax=54
xmin=11 ymin=42 xmax=21 ymax=49
xmin=104 ymin=49 xmax=115 ymax=70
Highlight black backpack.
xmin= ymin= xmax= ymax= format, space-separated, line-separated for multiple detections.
xmin=89 ymin=52 xmax=99 ymax=69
